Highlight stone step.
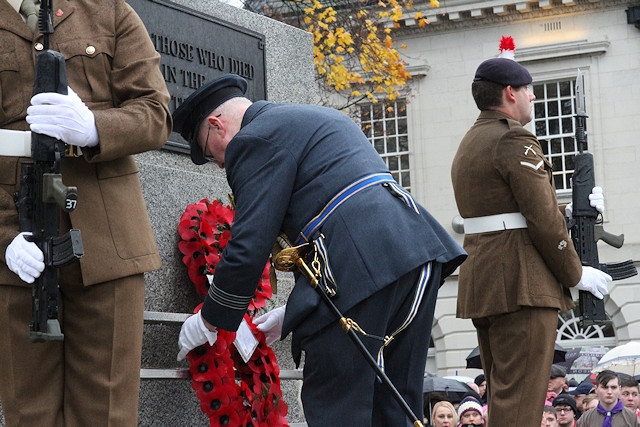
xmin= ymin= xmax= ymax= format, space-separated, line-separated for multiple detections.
xmin=140 ymin=311 xmax=303 ymax=381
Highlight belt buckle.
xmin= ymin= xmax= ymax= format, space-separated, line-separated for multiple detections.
xmin=65 ymin=145 xmax=82 ymax=157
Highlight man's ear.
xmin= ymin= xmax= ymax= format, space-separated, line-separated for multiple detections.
xmin=504 ymin=85 xmax=517 ymax=103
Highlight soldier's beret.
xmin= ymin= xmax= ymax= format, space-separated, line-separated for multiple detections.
xmin=172 ymin=74 xmax=248 ymax=165
xmin=474 ymin=57 xmax=532 ymax=87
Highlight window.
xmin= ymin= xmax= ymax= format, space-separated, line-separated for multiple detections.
xmin=359 ymin=100 xmax=411 ymax=190
xmin=532 ymin=79 xmax=580 ymax=192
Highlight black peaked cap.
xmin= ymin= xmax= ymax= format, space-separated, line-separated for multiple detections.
xmin=172 ymin=74 xmax=248 ymax=165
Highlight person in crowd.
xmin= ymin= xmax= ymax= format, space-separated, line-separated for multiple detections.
xmin=457 ymin=395 xmax=484 ymax=426
xmin=431 ymin=400 xmax=459 ymax=427
xmin=171 ymin=74 xmax=467 ymax=426
xmin=0 ymin=1 xmax=171 ymax=425
xmin=582 ymin=395 xmax=599 ymax=412
xmin=570 ymin=382 xmax=596 ymax=412
xmin=542 ymin=405 xmax=560 ymax=427
xmin=550 ymin=365 xmax=569 ymax=395
xmin=451 ymin=44 xmax=611 ymax=426
xmin=467 ymin=382 xmax=481 ymax=396
xmin=475 ymin=374 xmax=487 ymax=404
xmin=618 ymin=373 xmax=640 ymax=417
xmin=577 ymin=370 xmax=640 ymax=426
xmin=553 ymin=394 xmax=579 ymax=427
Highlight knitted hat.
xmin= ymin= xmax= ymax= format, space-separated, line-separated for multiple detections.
xmin=552 ymin=394 xmax=579 ymax=415
xmin=457 ymin=395 xmax=483 ymax=419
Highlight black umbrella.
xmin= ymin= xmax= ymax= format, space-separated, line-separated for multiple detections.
xmin=466 ymin=343 xmax=567 ymax=369
xmin=423 ymin=375 xmax=476 ymax=424
xmin=423 ymin=375 xmax=474 ymax=395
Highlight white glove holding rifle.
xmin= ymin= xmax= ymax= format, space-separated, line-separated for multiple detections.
xmin=575 ymin=266 xmax=611 ymax=300
xmin=27 ymin=86 xmax=99 ymax=148
xmin=5 ymin=232 xmax=45 ymax=283
xmin=565 ymin=186 xmax=604 ymax=219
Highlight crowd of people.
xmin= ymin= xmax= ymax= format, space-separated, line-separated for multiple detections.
xmin=424 ymin=366 xmax=640 ymax=427
xmin=541 ymin=369 xmax=640 ymax=427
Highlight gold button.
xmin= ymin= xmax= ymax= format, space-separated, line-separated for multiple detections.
xmin=86 ymin=46 xmax=96 ymax=55
xmin=34 ymin=43 xmax=44 ymax=51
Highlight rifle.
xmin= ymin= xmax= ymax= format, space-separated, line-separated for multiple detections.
xmin=569 ymin=69 xmax=637 ymax=327
xmin=14 ymin=0 xmax=83 ymax=342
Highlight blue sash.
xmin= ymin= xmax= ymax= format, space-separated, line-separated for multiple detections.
xmin=295 ymin=173 xmax=395 ymax=245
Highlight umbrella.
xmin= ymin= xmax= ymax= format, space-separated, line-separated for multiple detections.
xmin=423 ymin=375 xmax=474 ymax=395
xmin=443 ymin=375 xmax=475 ymax=384
xmin=593 ymin=341 xmax=640 ymax=376
xmin=423 ymin=376 xmax=475 ymax=426
xmin=466 ymin=343 xmax=567 ymax=369
xmin=559 ymin=346 xmax=610 ymax=375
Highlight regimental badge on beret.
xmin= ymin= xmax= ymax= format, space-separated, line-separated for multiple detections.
xmin=172 ymin=74 xmax=248 ymax=165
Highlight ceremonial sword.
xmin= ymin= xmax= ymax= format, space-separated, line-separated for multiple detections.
xmin=271 ymin=234 xmax=425 ymax=427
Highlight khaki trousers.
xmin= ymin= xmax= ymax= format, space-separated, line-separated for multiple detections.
xmin=0 ymin=262 xmax=145 ymax=427
xmin=473 ymin=306 xmax=558 ymax=427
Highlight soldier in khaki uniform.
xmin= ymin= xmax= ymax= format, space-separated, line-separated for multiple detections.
xmin=451 ymin=56 xmax=611 ymax=426
xmin=0 ymin=1 xmax=171 ymax=425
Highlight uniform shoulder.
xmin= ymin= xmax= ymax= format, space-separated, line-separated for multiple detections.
xmin=477 ymin=110 xmax=528 ymax=133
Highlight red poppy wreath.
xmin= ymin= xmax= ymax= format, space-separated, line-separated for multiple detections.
xmin=178 ymin=198 xmax=289 ymax=427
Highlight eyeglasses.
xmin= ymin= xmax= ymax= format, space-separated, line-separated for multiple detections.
xmin=202 ymin=125 xmax=215 ymax=163
xmin=200 ymin=113 xmax=221 ymax=163
xmin=556 ymin=407 xmax=573 ymax=413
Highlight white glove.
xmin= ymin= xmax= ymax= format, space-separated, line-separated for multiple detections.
xmin=177 ymin=313 xmax=218 ymax=361
xmin=5 ymin=232 xmax=45 ymax=284
xmin=589 ymin=186 xmax=605 ymax=215
xmin=575 ymin=266 xmax=612 ymax=299
xmin=27 ymin=86 xmax=99 ymax=147
xmin=565 ymin=186 xmax=605 ymax=219
xmin=254 ymin=305 xmax=286 ymax=346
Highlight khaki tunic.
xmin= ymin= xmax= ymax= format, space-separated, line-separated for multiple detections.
xmin=0 ymin=0 xmax=172 ymax=286
xmin=451 ymin=110 xmax=581 ymax=319
xmin=0 ymin=1 xmax=171 ymax=424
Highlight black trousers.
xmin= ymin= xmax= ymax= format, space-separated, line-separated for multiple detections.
xmin=300 ymin=262 xmax=441 ymax=427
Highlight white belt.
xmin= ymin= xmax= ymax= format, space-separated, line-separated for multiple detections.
xmin=464 ymin=212 xmax=528 ymax=234
xmin=0 ymin=129 xmax=31 ymax=157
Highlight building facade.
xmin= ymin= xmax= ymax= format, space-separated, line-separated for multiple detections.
xmin=362 ymin=0 xmax=640 ymax=379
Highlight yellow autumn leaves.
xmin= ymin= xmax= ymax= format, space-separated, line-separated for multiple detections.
xmin=299 ymin=0 xmax=439 ymax=103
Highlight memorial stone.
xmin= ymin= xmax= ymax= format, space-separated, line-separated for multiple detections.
xmin=0 ymin=0 xmax=314 ymax=425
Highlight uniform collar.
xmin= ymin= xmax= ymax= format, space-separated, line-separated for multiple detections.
xmin=240 ymin=100 xmax=271 ymax=129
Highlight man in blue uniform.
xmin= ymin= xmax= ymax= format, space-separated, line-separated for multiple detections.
xmin=172 ymin=74 xmax=466 ymax=426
